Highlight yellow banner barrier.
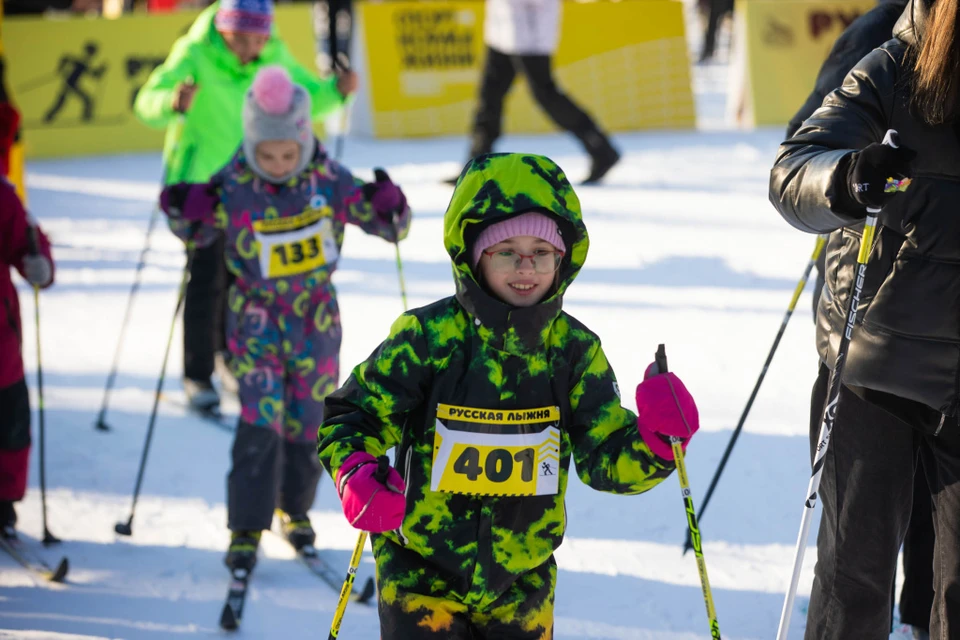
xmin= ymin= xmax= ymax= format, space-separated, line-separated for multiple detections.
xmin=735 ymin=0 xmax=875 ymax=126
xmin=360 ymin=0 xmax=695 ymax=138
xmin=5 ymin=6 xmax=318 ymax=159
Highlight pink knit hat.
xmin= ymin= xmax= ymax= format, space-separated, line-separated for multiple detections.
xmin=471 ymin=211 xmax=565 ymax=268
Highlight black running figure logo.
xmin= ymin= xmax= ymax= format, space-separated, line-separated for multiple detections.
xmin=43 ymin=42 xmax=108 ymax=124
xmin=540 ymin=462 xmax=554 ymax=476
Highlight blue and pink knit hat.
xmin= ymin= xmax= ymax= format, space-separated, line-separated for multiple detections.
xmin=215 ymin=0 xmax=273 ymax=35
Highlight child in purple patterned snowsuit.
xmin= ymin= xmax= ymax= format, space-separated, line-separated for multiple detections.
xmin=160 ymin=66 xmax=411 ymax=571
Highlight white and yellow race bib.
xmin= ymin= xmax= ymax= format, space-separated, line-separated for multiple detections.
xmin=253 ymin=197 xmax=339 ymax=279
xmin=431 ymin=404 xmax=561 ymax=497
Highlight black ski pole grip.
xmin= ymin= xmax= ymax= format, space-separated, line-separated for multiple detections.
xmin=655 ymin=344 xmax=669 ymax=375
xmin=26 ymin=225 xmax=40 ymax=257
xmin=374 ymin=455 xmax=390 ymax=484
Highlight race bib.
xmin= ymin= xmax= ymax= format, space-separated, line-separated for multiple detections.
xmin=431 ymin=404 xmax=561 ymax=497
xmin=253 ymin=196 xmax=339 ymax=279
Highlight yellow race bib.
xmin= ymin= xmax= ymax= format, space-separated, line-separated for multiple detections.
xmin=252 ymin=198 xmax=339 ymax=279
xmin=431 ymin=404 xmax=561 ymax=497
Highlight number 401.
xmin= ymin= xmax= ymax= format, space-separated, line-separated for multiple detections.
xmin=453 ymin=447 xmax=534 ymax=483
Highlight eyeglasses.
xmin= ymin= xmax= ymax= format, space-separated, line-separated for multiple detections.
xmin=481 ymin=249 xmax=565 ymax=274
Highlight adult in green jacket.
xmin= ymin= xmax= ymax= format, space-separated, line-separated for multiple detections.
xmin=134 ymin=0 xmax=355 ymax=185
xmin=134 ymin=0 xmax=358 ymax=411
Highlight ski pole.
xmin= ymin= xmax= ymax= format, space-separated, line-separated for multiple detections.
xmin=328 ymin=456 xmax=392 ymax=640
xmin=393 ymin=217 xmax=408 ymax=310
xmin=776 ymin=129 xmax=907 ymax=639
xmin=95 ymin=114 xmax=186 ymax=432
xmin=26 ymin=226 xmax=59 ymax=546
xmin=329 ymin=233 xmax=408 ymax=634
xmin=114 ymin=247 xmax=194 ymax=537
xmin=652 ymin=344 xmax=721 ymax=639
xmin=683 ymin=234 xmax=827 ymax=555
xmin=332 ymin=54 xmax=351 ymax=162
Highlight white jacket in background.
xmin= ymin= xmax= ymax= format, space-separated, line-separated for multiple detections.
xmin=483 ymin=0 xmax=561 ymax=55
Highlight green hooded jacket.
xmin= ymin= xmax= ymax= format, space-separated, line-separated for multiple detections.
xmin=319 ymin=153 xmax=673 ymax=605
xmin=133 ymin=3 xmax=344 ymax=184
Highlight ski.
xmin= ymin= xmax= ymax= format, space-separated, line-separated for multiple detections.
xmin=297 ymin=544 xmax=375 ymax=605
xmin=159 ymin=393 xmax=235 ymax=432
xmin=219 ymin=567 xmax=251 ymax=631
xmin=0 ymin=534 xmax=68 ymax=583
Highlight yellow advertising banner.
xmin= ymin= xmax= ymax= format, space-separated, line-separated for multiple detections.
xmin=360 ymin=0 xmax=695 ymax=138
xmin=740 ymin=0 xmax=875 ymax=125
xmin=4 ymin=6 xmax=318 ymax=159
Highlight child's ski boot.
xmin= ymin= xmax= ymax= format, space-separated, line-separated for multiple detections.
xmin=278 ymin=511 xmax=316 ymax=552
xmin=224 ymin=531 xmax=261 ymax=572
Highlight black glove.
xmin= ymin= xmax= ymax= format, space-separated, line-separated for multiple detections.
xmin=845 ymin=142 xmax=916 ymax=210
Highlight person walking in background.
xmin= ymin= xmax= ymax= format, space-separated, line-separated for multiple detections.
xmin=133 ymin=0 xmax=358 ymax=415
xmin=448 ymin=0 xmax=620 ymax=186
xmin=769 ymin=0 xmax=960 ymax=635
xmin=698 ymin=0 xmax=733 ymax=62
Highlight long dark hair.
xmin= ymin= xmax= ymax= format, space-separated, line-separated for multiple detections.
xmin=909 ymin=0 xmax=960 ymax=124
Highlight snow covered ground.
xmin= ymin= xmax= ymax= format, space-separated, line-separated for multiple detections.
xmin=0 ymin=12 xmax=915 ymax=640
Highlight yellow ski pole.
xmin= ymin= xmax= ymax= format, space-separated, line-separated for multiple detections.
xmin=393 ymin=226 xmax=408 ymax=310
xmin=329 ymin=203 xmax=407 ymax=636
xmin=654 ymin=344 xmax=721 ymax=639
xmin=328 ymin=457 xmax=391 ymax=639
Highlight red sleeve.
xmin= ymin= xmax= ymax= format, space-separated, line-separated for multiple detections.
xmin=1 ymin=179 xmax=55 ymax=289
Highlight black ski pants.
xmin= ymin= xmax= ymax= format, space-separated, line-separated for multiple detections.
xmin=227 ymin=421 xmax=323 ymax=532
xmin=183 ymin=235 xmax=229 ymax=383
xmin=805 ymin=364 xmax=956 ymax=639
xmin=470 ymin=46 xmax=599 ymax=159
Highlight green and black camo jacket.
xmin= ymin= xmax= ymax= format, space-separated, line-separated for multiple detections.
xmin=318 ymin=153 xmax=674 ymax=600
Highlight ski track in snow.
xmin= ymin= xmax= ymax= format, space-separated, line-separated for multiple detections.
xmin=1 ymin=15 xmax=911 ymax=639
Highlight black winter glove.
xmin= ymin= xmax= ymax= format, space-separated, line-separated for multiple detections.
xmin=845 ymin=141 xmax=916 ymax=210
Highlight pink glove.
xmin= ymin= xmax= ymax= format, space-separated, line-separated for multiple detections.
xmin=635 ymin=362 xmax=699 ymax=461
xmin=160 ymin=183 xmax=219 ymax=222
xmin=335 ymin=452 xmax=406 ymax=533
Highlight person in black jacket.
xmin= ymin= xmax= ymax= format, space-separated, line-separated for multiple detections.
xmin=769 ymin=0 xmax=960 ymax=636
xmin=783 ymin=1 xmax=933 ymax=637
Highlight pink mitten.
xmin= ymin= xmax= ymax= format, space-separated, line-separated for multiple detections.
xmin=635 ymin=363 xmax=699 ymax=461
xmin=335 ymin=452 xmax=406 ymax=533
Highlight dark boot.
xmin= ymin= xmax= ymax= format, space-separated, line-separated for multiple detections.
xmin=0 ymin=501 xmax=16 ymax=539
xmin=578 ymin=129 xmax=621 ymax=185
xmin=224 ymin=531 xmax=260 ymax=572
xmin=278 ymin=511 xmax=316 ymax=552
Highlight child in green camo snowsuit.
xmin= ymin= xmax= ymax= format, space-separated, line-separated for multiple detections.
xmin=318 ymin=153 xmax=700 ymax=639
